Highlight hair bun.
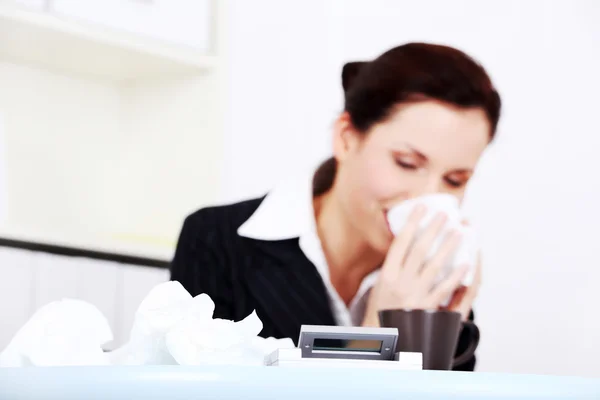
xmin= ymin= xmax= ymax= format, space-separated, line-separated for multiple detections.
xmin=341 ymin=61 xmax=368 ymax=92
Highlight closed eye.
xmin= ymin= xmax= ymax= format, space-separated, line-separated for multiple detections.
xmin=445 ymin=178 xmax=464 ymax=188
xmin=395 ymin=160 xmax=418 ymax=170
xmin=444 ymin=175 xmax=471 ymax=188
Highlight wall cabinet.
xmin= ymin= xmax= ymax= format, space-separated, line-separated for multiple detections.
xmin=8 ymin=0 xmax=46 ymax=10
xmin=49 ymin=0 xmax=211 ymax=52
xmin=0 ymin=0 xmax=215 ymax=83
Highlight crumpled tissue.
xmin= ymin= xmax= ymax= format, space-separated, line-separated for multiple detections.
xmin=107 ymin=280 xmax=194 ymax=365
xmin=164 ymin=298 xmax=290 ymax=366
xmin=110 ymin=281 xmax=294 ymax=366
xmin=0 ymin=299 xmax=113 ymax=367
xmin=0 ymin=281 xmax=294 ymax=367
xmin=387 ymin=194 xmax=479 ymax=303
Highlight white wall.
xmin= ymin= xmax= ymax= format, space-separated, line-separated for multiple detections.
xmin=220 ymin=0 xmax=344 ymax=201
xmin=97 ymin=74 xmax=224 ymax=255
xmin=0 ymin=0 xmax=224 ymax=352
xmin=0 ymin=0 xmax=224 ymax=355
xmin=0 ymin=61 xmax=121 ymax=236
xmin=0 ymin=62 xmax=222 ymax=259
xmin=221 ymin=0 xmax=600 ymax=377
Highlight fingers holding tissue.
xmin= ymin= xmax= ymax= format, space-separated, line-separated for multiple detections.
xmin=1 ymin=281 xmax=294 ymax=367
xmin=386 ymin=194 xmax=480 ymax=307
xmin=444 ymin=254 xmax=483 ymax=321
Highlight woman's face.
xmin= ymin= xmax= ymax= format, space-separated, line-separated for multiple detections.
xmin=333 ymin=99 xmax=491 ymax=254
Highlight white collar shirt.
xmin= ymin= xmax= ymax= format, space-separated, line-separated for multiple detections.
xmin=237 ymin=170 xmax=380 ymax=326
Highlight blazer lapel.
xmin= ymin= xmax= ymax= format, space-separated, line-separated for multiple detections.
xmin=243 ymin=237 xmax=336 ymax=343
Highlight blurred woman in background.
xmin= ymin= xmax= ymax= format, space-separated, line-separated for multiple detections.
xmin=170 ymin=42 xmax=501 ymax=371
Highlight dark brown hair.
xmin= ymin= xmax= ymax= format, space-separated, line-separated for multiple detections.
xmin=313 ymin=42 xmax=502 ymax=196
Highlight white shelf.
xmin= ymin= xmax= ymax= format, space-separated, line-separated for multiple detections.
xmin=0 ymin=3 xmax=216 ymax=83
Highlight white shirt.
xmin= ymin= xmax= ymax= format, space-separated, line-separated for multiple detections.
xmin=237 ymin=171 xmax=380 ymax=326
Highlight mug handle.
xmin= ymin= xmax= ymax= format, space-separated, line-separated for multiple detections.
xmin=452 ymin=321 xmax=480 ymax=368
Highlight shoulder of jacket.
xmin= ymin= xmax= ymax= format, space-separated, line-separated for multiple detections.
xmin=182 ymin=196 xmax=265 ymax=235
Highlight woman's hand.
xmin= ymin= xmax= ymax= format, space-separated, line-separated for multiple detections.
xmin=443 ymin=254 xmax=482 ymax=321
xmin=362 ymin=205 xmax=469 ymax=327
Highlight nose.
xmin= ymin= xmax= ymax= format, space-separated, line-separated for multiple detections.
xmin=390 ymin=176 xmax=444 ymax=206
xmin=415 ymin=176 xmax=444 ymax=197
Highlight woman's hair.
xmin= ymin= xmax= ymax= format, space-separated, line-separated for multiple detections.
xmin=313 ymin=42 xmax=502 ymax=196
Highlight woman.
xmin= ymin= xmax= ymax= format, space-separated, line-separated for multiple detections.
xmin=170 ymin=42 xmax=501 ymax=371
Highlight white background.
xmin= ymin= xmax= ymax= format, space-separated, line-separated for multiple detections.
xmin=0 ymin=0 xmax=599 ymax=377
xmin=220 ymin=0 xmax=600 ymax=377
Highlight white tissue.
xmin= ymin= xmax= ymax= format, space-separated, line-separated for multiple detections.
xmin=164 ymin=294 xmax=295 ymax=366
xmin=387 ymin=194 xmax=479 ymax=301
xmin=0 ymin=299 xmax=112 ymax=367
xmin=1 ymin=281 xmax=295 ymax=368
xmin=108 ymin=281 xmax=193 ymax=365
xmin=110 ymin=281 xmax=295 ymax=366
xmin=167 ymin=309 xmax=259 ymax=366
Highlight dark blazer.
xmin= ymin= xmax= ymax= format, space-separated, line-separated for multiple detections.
xmin=170 ymin=196 xmax=477 ymax=371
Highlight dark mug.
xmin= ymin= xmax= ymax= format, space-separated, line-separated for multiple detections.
xmin=379 ymin=309 xmax=479 ymax=370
